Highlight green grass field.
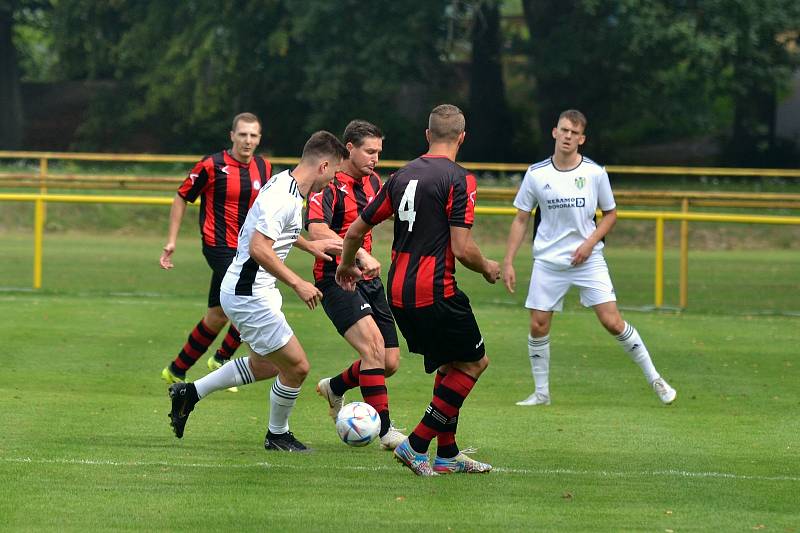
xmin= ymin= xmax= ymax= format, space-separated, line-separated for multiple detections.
xmin=1 ymin=232 xmax=798 ymax=531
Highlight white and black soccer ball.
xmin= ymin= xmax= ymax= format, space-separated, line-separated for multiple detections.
xmin=335 ymin=401 xmax=380 ymax=447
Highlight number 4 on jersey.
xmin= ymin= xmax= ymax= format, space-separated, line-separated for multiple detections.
xmin=397 ymin=179 xmax=418 ymax=232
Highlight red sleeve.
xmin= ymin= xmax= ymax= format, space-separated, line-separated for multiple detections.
xmin=447 ymin=172 xmax=476 ymax=228
xmin=177 ymin=158 xmax=213 ymax=203
xmin=361 ymin=176 xmax=394 ymax=226
xmin=305 ymin=184 xmax=335 ymax=228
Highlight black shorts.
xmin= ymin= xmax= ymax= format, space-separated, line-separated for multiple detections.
xmin=202 ymin=245 xmax=236 ymax=308
xmin=391 ymin=289 xmax=485 ymax=374
xmin=318 ymin=277 xmax=399 ymax=348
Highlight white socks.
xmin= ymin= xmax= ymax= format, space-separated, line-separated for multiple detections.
xmin=194 ymin=357 xmax=255 ymax=399
xmin=268 ymin=377 xmax=301 ymax=435
xmin=191 ymin=358 xmax=302 ymax=435
xmin=615 ymin=322 xmax=660 ymax=383
xmin=528 ymin=334 xmax=551 ymax=396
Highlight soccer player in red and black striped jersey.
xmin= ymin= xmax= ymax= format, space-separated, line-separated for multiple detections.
xmin=305 ymin=120 xmax=406 ymax=450
xmin=336 ymin=105 xmax=501 ymax=475
xmin=159 ymin=113 xmax=274 ymax=388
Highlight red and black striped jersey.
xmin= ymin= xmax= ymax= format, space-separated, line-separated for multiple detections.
xmin=177 ymin=150 xmax=271 ymax=249
xmin=361 ymin=155 xmax=477 ymax=309
xmin=305 ymin=171 xmax=382 ymax=282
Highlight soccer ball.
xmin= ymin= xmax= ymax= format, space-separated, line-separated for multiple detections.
xmin=335 ymin=401 xmax=380 ymax=447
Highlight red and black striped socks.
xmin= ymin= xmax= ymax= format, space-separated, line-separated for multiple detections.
xmin=214 ymin=325 xmax=242 ymax=361
xmin=329 ymin=360 xmax=361 ymax=396
xmin=170 ymin=319 xmax=218 ymax=375
xmin=408 ymin=368 xmax=477 ymax=455
xmin=359 ymin=367 xmax=390 ymax=435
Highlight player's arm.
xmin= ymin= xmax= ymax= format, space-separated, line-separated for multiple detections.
xmin=160 ymin=194 xmax=188 ymax=270
xmin=294 ymin=234 xmax=342 ymax=262
xmin=572 ymin=208 xmax=617 ymax=266
xmin=335 ymin=216 xmax=373 ymax=291
xmin=308 ymin=222 xmax=380 ymax=277
xmin=502 ymin=209 xmax=532 ymax=293
xmin=450 ymin=226 xmax=500 ymax=285
xmin=249 ymin=231 xmax=322 ymax=310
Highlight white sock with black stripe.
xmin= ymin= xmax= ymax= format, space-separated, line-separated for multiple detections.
xmin=268 ymin=376 xmax=301 ymax=435
xmin=194 ymin=356 xmax=255 ymax=399
xmin=615 ymin=322 xmax=660 ymax=383
xmin=528 ymin=334 xmax=550 ymax=396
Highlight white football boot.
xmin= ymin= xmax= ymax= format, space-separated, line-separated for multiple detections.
xmin=515 ymin=391 xmax=551 ymax=406
xmin=651 ymin=377 xmax=677 ymax=404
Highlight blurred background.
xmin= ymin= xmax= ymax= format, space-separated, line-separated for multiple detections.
xmin=1 ymin=0 xmax=799 ymax=316
xmin=2 ymin=0 xmax=800 ymax=166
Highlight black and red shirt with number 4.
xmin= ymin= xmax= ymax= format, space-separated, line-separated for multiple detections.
xmin=306 ymin=170 xmax=382 ymax=282
xmin=177 ymin=150 xmax=272 ymax=249
xmin=360 ymin=154 xmax=477 ymax=309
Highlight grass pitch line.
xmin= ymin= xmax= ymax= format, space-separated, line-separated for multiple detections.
xmin=4 ymin=457 xmax=799 ymax=483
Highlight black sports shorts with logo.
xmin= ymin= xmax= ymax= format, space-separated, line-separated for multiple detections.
xmin=202 ymin=245 xmax=236 ymax=308
xmin=318 ymin=277 xmax=399 ymax=348
xmin=390 ymin=289 xmax=485 ymax=374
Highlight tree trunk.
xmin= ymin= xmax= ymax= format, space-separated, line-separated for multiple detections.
xmin=0 ymin=6 xmax=24 ymax=149
xmin=464 ymin=0 xmax=514 ymax=162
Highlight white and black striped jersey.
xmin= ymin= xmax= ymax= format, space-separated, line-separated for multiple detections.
xmin=513 ymin=156 xmax=616 ymax=269
xmin=221 ymin=169 xmax=305 ymax=296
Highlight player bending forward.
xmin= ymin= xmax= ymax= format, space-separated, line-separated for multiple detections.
xmin=307 ymin=120 xmax=406 ymax=450
xmin=167 ymin=131 xmax=348 ymax=451
xmin=337 ymin=105 xmax=500 ymax=476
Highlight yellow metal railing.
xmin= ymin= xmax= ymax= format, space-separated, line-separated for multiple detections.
xmin=474 ymin=205 xmax=800 ymax=309
xmin=3 ymin=149 xmax=800 ymax=177
xmin=3 ymin=192 xmax=800 ymax=309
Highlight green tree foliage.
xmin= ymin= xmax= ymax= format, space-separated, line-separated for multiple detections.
xmin=52 ymin=0 xmax=304 ymax=152
xmin=522 ymin=0 xmax=724 ymax=160
xmin=272 ymin=0 xmax=451 ymax=158
xmin=521 ymin=0 xmax=800 ymax=164
xmin=697 ymin=0 xmax=800 ymax=165
xmin=48 ymin=0 xmax=452 ymax=157
xmin=0 ymin=0 xmax=52 ymax=148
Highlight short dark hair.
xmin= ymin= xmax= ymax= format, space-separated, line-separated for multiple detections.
xmin=231 ymin=112 xmax=261 ymax=132
xmin=343 ymin=120 xmax=383 ymax=147
xmin=301 ymin=130 xmax=349 ymax=162
xmin=558 ymin=109 xmax=587 ymax=132
xmin=428 ymin=104 xmax=465 ymax=142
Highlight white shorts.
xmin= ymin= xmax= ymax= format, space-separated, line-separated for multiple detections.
xmin=220 ymin=288 xmax=293 ymax=356
xmin=525 ymin=256 xmax=616 ymax=312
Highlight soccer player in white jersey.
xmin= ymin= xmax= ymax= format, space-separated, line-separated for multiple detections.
xmin=168 ymin=131 xmax=350 ymax=451
xmin=502 ymin=109 xmax=676 ymax=407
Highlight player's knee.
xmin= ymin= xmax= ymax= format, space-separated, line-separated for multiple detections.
xmin=204 ymin=308 xmax=228 ymax=331
xmin=384 ymin=350 xmax=400 ymax=377
xmin=530 ymin=322 xmax=550 ymax=337
xmin=458 ymin=355 xmax=489 ymax=378
xmin=600 ymin=316 xmax=625 ymax=335
xmin=286 ymin=357 xmax=310 ymax=383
